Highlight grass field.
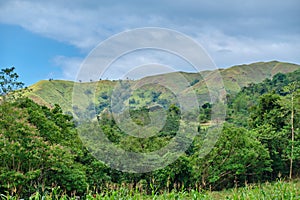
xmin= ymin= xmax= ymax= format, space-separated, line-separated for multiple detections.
xmin=1 ymin=179 xmax=299 ymax=200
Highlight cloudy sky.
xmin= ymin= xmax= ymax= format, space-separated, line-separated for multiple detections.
xmin=0 ymin=0 xmax=299 ymax=85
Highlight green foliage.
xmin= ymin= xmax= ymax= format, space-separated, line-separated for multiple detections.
xmin=0 ymin=99 xmax=89 ymax=196
xmin=0 ymin=67 xmax=25 ymax=101
xmin=228 ymin=69 xmax=300 ymax=179
xmin=25 ymin=61 xmax=300 ymax=117
xmin=1 ymin=65 xmax=300 ymax=198
xmin=192 ymin=123 xmax=272 ymax=190
xmin=1 ymin=180 xmax=299 ymax=199
xmin=198 ymin=102 xmax=212 ymax=123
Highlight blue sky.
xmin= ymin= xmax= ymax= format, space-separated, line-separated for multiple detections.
xmin=0 ymin=24 xmax=82 ymax=85
xmin=0 ymin=0 xmax=300 ymax=86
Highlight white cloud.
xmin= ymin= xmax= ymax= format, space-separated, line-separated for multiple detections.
xmin=195 ymin=30 xmax=300 ymax=67
xmin=52 ymin=29 xmax=300 ymax=81
xmin=53 ymin=56 xmax=83 ymax=80
xmin=1 ymin=0 xmax=299 ymax=80
xmin=103 ymin=49 xmax=195 ymax=80
xmin=0 ymin=1 xmax=113 ymax=50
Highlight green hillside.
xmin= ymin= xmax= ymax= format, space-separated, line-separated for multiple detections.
xmin=1 ymin=62 xmax=300 ymax=198
xmin=185 ymin=61 xmax=300 ymax=96
xmin=26 ymin=80 xmax=116 ymax=116
xmin=25 ymin=61 xmax=300 ymax=115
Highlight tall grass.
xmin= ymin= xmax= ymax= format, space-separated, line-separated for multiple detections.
xmin=1 ymin=180 xmax=299 ymax=200
xmin=226 ymin=180 xmax=299 ymax=200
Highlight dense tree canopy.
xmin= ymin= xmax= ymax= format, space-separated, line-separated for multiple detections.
xmin=0 ymin=67 xmax=299 ymax=198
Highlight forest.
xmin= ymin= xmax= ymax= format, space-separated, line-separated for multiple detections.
xmin=0 ymin=67 xmax=299 ymax=199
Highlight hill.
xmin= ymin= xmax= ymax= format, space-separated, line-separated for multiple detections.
xmin=1 ymin=62 xmax=300 ymax=198
xmin=185 ymin=61 xmax=300 ymax=96
xmin=25 ymin=61 xmax=300 ymax=115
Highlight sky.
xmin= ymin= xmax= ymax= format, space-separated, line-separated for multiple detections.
xmin=0 ymin=0 xmax=300 ymax=86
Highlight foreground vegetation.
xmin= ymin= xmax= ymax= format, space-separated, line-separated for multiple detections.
xmin=1 ymin=180 xmax=299 ymax=199
xmin=0 ymin=66 xmax=299 ymax=199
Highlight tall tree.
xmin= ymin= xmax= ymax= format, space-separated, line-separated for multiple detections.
xmin=0 ymin=67 xmax=24 ymax=101
xmin=283 ymin=82 xmax=300 ymax=179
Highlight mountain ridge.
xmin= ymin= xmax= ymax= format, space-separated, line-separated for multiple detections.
xmin=25 ymin=61 xmax=300 ymax=115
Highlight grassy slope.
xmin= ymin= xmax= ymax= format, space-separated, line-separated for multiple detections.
xmin=25 ymin=61 xmax=300 ymax=113
xmin=26 ymin=80 xmax=116 ymax=114
xmin=186 ymin=61 xmax=300 ymax=94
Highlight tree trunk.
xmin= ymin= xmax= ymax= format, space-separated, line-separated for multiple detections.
xmin=289 ymin=95 xmax=294 ymax=180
